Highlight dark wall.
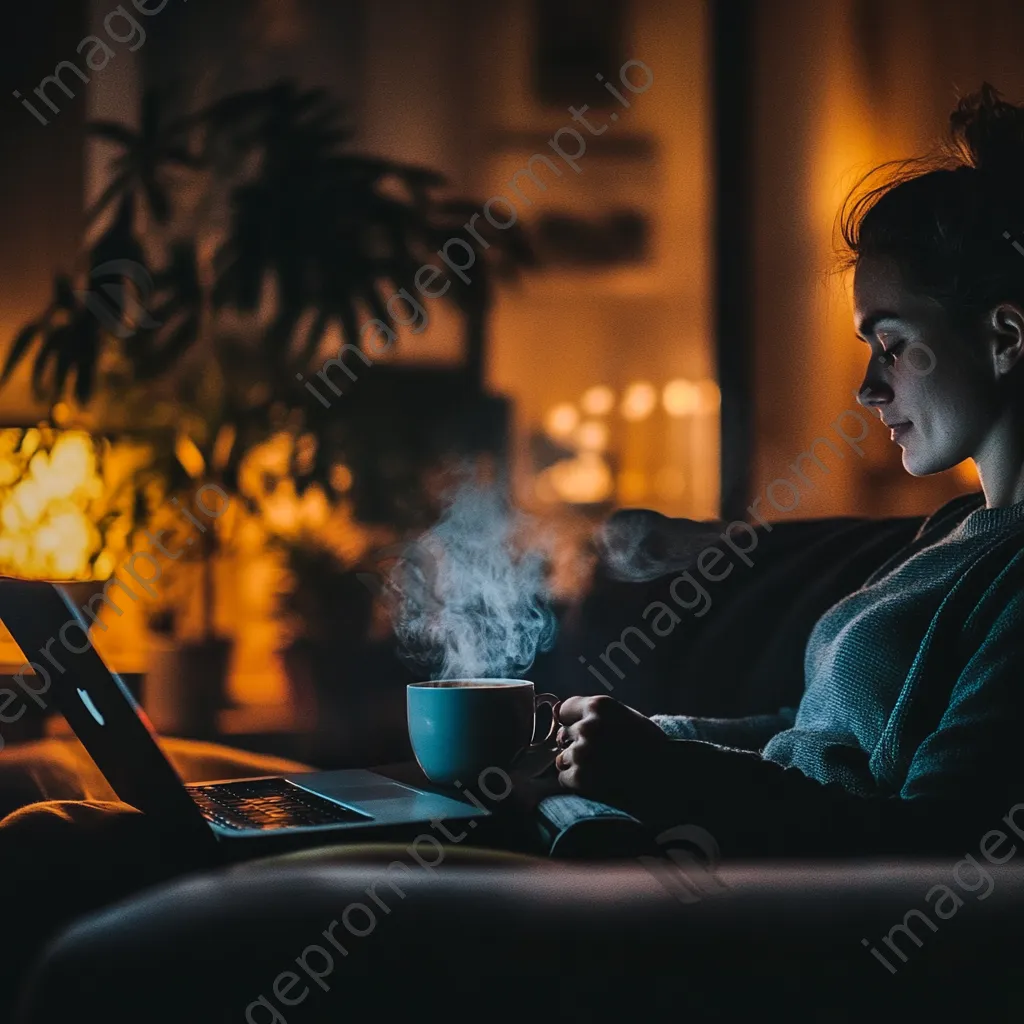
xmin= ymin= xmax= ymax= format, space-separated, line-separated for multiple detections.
xmin=0 ymin=0 xmax=87 ymax=356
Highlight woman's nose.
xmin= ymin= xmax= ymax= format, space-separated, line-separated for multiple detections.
xmin=855 ymin=366 xmax=893 ymax=409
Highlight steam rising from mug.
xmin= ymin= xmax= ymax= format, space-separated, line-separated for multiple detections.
xmin=598 ymin=509 xmax=727 ymax=582
xmin=386 ymin=480 xmax=557 ymax=680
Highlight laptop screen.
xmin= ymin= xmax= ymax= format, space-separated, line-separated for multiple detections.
xmin=0 ymin=578 xmax=211 ymax=840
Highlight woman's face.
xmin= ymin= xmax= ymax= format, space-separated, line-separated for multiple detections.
xmin=853 ymin=255 xmax=998 ymax=476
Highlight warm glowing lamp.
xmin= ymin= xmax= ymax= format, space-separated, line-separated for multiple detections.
xmin=0 ymin=428 xmax=131 ymax=581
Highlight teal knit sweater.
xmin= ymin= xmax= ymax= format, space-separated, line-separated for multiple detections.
xmin=648 ymin=492 xmax=1024 ymax=856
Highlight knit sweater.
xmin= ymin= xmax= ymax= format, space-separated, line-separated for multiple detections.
xmin=648 ymin=491 xmax=1024 ymax=857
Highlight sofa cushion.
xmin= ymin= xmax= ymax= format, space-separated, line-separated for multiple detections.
xmin=0 ymin=737 xmax=314 ymax=1021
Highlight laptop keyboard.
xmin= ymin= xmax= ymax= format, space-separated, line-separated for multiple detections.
xmin=187 ymin=778 xmax=372 ymax=831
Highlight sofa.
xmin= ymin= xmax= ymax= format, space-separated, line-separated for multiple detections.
xmin=20 ymin=853 xmax=1024 ymax=1021
xmin=12 ymin=507 xmax=1024 ymax=1022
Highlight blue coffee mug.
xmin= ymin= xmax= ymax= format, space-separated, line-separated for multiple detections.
xmin=407 ymin=679 xmax=559 ymax=785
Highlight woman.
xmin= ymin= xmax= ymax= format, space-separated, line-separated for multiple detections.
xmin=554 ymin=84 xmax=1024 ymax=857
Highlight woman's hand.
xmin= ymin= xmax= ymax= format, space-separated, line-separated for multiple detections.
xmin=553 ymin=694 xmax=677 ymax=817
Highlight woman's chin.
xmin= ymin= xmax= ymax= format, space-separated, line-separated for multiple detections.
xmin=899 ymin=445 xmax=928 ymax=476
xmin=901 ymin=446 xmax=951 ymax=477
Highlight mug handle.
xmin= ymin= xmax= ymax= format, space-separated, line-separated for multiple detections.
xmin=527 ymin=693 xmax=561 ymax=751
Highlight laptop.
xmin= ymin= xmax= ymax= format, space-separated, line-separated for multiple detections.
xmin=0 ymin=579 xmax=490 ymax=861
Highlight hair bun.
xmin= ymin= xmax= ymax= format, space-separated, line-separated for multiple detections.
xmin=949 ymin=82 xmax=1024 ymax=180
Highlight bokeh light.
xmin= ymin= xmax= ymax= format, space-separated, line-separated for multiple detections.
xmin=540 ymin=453 xmax=613 ymax=504
xmin=621 ymin=382 xmax=657 ymax=422
xmin=174 ymin=434 xmax=206 ymax=479
xmin=663 ymin=378 xmax=701 ymax=417
xmin=545 ymin=403 xmax=580 ymax=439
xmin=581 ymin=385 xmax=615 ymax=417
xmin=575 ymin=420 xmax=609 ymax=452
xmin=330 ymin=463 xmax=354 ymax=493
xmin=696 ymin=378 xmax=721 ymax=413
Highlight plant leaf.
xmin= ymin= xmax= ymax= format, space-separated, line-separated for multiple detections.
xmin=84 ymin=171 xmax=132 ymax=226
xmin=0 ymin=322 xmax=41 ymax=385
xmin=87 ymin=121 xmax=138 ymax=147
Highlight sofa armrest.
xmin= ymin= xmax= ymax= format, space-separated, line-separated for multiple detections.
xmin=19 ymin=854 xmax=1024 ymax=1022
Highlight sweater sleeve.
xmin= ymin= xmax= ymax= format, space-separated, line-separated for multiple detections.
xmin=649 ymin=709 xmax=797 ymax=751
xmin=630 ymin=506 xmax=1024 ymax=858
xmin=900 ymin=582 xmax=1024 ymax=803
xmin=646 ymin=591 xmax=1024 ymax=859
xmin=644 ymin=740 xmax=999 ymax=859
xmin=639 ymin=549 xmax=1024 ymax=858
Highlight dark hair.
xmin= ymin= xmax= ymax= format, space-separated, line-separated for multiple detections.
xmin=838 ymin=83 xmax=1024 ymax=334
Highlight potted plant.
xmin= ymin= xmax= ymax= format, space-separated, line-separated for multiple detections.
xmin=2 ymin=79 xmax=533 ymax=736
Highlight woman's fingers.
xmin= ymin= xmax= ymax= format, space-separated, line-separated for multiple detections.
xmin=555 ymin=747 xmax=583 ymax=790
xmin=555 ymin=723 xmax=580 ymax=748
xmin=555 ymin=740 xmax=574 ymax=769
xmin=554 ymin=695 xmax=588 ymax=725
xmin=556 ymin=734 xmax=594 ymax=773
xmin=557 ymin=694 xmax=620 ymax=726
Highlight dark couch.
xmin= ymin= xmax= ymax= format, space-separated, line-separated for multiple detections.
xmin=21 ymin=853 xmax=1024 ymax=1021
xmin=20 ymin=508 xmax=1024 ymax=1023
xmin=550 ymin=509 xmax=923 ymax=717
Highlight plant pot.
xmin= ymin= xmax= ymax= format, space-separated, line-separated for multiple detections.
xmin=143 ymin=636 xmax=233 ymax=739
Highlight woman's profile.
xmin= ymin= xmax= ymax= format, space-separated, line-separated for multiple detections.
xmin=554 ymin=83 xmax=1024 ymax=856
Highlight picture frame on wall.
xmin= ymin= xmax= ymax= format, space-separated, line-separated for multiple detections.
xmin=484 ymin=130 xmax=661 ymax=294
xmin=533 ymin=0 xmax=629 ymax=109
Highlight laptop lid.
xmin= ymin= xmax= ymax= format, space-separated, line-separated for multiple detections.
xmin=0 ymin=578 xmax=212 ymax=842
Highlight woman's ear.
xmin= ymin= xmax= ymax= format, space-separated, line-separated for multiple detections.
xmin=988 ymin=303 xmax=1024 ymax=377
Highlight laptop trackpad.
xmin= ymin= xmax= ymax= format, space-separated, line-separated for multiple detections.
xmin=326 ymin=783 xmax=413 ymax=803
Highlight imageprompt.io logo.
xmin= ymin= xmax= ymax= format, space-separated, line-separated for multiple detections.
xmin=356 ymin=539 xmax=443 ymax=614
xmin=639 ymin=824 xmax=731 ymax=904
xmin=77 ymin=259 xmax=161 ymax=339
